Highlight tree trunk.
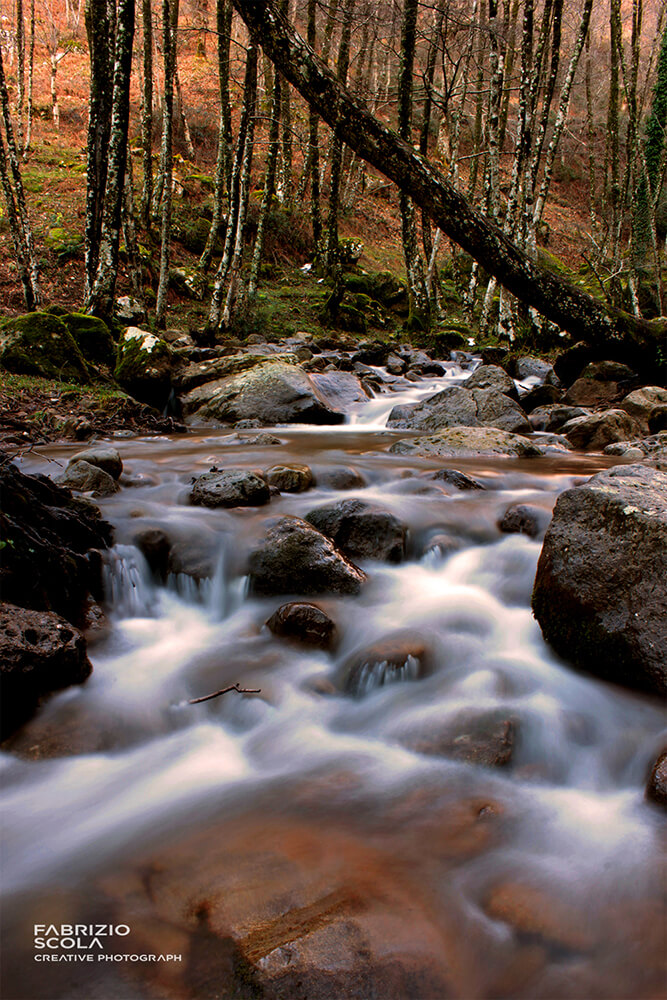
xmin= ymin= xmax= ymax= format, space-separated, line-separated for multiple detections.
xmin=16 ymin=0 xmax=25 ymax=145
xmin=231 ymin=0 xmax=666 ymax=353
xmin=155 ymin=0 xmax=179 ymax=328
xmin=23 ymin=0 xmax=35 ymax=157
xmin=140 ymin=0 xmax=153 ymax=230
xmin=84 ymin=0 xmax=112 ymax=296
xmin=325 ymin=0 xmax=355 ymax=274
xmin=248 ymin=65 xmax=280 ymax=300
xmin=86 ymin=0 xmax=135 ymax=319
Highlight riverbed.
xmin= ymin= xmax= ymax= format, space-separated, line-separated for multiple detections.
xmin=1 ymin=365 xmax=665 ymax=1000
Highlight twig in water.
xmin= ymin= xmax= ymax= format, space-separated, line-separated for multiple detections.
xmin=188 ymin=683 xmax=262 ymax=705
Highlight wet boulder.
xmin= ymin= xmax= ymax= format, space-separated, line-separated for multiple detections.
xmin=498 ymin=503 xmax=549 ymax=539
xmin=532 ymin=464 xmax=667 ymax=696
xmin=390 ymin=427 xmax=543 ymax=459
xmin=182 ymin=360 xmax=345 ymax=426
xmin=313 ymin=466 xmax=367 ymax=490
xmin=69 ymin=446 xmax=123 ymax=481
xmin=175 ymin=351 xmax=297 ymax=393
xmin=57 ymin=459 xmax=120 ymax=498
xmin=465 ymin=363 xmax=518 ymax=399
xmin=248 ymin=516 xmax=366 ymax=597
xmin=306 ymin=498 xmax=407 ymax=563
xmin=620 ymin=387 xmax=667 ymax=433
xmin=387 ymin=384 xmax=530 ymax=435
xmin=0 ymin=604 xmax=92 ymax=739
xmin=265 ymin=464 xmax=314 ymax=493
xmin=344 ymin=633 xmax=432 ymax=696
xmin=114 ymin=327 xmax=174 ymax=408
xmin=562 ymin=409 xmax=640 ymax=450
xmin=190 ymin=469 xmax=271 ymax=508
xmin=512 ymin=356 xmax=559 ymax=385
xmin=309 ymin=371 xmax=372 ymax=410
xmin=266 ymin=602 xmax=338 ymax=650
xmin=518 ymin=384 xmax=564 ymax=412
xmin=0 ymin=312 xmax=90 ymax=383
xmin=646 ymin=749 xmax=667 ymax=809
xmin=564 ymin=360 xmax=639 ymax=408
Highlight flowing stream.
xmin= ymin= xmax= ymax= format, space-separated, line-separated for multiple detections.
xmin=2 ymin=362 xmax=665 ymax=999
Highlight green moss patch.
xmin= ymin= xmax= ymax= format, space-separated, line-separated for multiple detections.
xmin=0 ymin=313 xmax=90 ymax=384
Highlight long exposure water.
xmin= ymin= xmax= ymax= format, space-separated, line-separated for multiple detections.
xmin=2 ymin=362 xmax=665 ymax=999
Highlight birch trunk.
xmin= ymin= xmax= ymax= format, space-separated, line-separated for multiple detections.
xmin=248 ymin=58 xmax=280 ymax=299
xmin=140 ymin=0 xmax=153 ymax=229
xmin=155 ymin=0 xmax=179 ymax=329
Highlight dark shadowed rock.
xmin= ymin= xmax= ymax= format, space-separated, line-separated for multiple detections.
xmin=57 ymin=459 xmax=120 ymax=497
xmin=133 ymin=527 xmax=171 ymax=581
xmin=266 ymin=602 xmax=338 ymax=650
xmin=499 ymin=504 xmax=549 ymax=538
xmin=0 ymin=604 xmax=92 ymax=738
xmin=0 ymin=457 xmax=112 ymax=625
xmin=306 ymin=498 xmax=407 ymax=562
xmin=646 ymin=749 xmax=667 ymax=809
xmin=553 ymin=341 xmax=597 ymax=386
xmin=182 ymin=360 xmax=346 ymax=425
xmin=564 ymin=378 xmax=627 ymax=408
xmin=532 ymin=464 xmax=667 ymax=696
xmin=519 ymin=384 xmax=564 ymax=412
xmin=528 ymin=403 xmax=588 ymax=432
xmin=190 ymin=469 xmax=271 ymax=508
xmin=114 ymin=328 xmax=174 ymax=408
xmin=248 ymin=516 xmax=366 ymax=596
xmin=344 ymin=633 xmax=432 ymax=696
xmin=620 ymin=387 xmax=667 ymax=433
xmin=265 ymin=464 xmax=314 ymax=492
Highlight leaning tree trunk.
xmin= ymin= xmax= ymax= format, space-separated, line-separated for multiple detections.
xmin=86 ymin=0 xmax=135 ymax=319
xmin=155 ymin=0 xmax=179 ymax=329
xmin=231 ymin=0 xmax=666 ymax=354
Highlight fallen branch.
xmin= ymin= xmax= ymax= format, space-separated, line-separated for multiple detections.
xmin=188 ymin=683 xmax=262 ymax=705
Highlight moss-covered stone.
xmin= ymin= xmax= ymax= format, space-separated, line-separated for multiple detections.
xmin=114 ymin=327 xmax=173 ymax=407
xmin=0 ymin=312 xmax=90 ymax=383
xmin=61 ymin=313 xmax=116 ymax=367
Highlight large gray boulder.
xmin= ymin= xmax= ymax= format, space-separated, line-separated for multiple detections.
xmin=182 ymin=360 xmax=345 ymax=425
xmin=306 ymin=498 xmax=407 ymax=562
xmin=248 ymin=516 xmax=366 ymax=596
xmin=465 ymin=363 xmax=517 ymax=398
xmin=620 ymin=387 xmax=667 ymax=433
xmin=532 ymin=464 xmax=667 ymax=696
xmin=390 ymin=426 xmax=544 ymax=458
xmin=57 ymin=459 xmax=119 ymax=498
xmin=190 ymin=469 xmax=271 ymax=508
xmin=387 ymin=384 xmax=530 ymax=435
xmin=562 ymin=409 xmax=640 ymax=450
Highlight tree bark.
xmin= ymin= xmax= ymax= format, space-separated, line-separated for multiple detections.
xmin=231 ymin=0 xmax=665 ymax=352
xmin=155 ymin=0 xmax=179 ymax=328
xmin=140 ymin=0 xmax=153 ymax=230
xmin=84 ymin=0 xmax=112 ymax=296
xmin=86 ymin=0 xmax=135 ymax=319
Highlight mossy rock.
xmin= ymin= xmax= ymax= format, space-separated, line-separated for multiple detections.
xmin=342 ymin=272 xmax=374 ymax=297
xmin=44 ymin=226 xmax=84 ymax=261
xmin=434 ymin=329 xmax=468 ymax=352
xmin=0 ymin=313 xmax=90 ymax=383
xmin=114 ymin=327 xmax=173 ymax=408
xmin=61 ymin=313 xmax=116 ymax=367
xmin=337 ymin=304 xmax=368 ymax=334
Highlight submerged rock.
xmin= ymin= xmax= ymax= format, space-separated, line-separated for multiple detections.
xmin=0 ymin=604 xmax=92 ymax=739
xmin=266 ymin=602 xmax=338 ymax=650
xmin=390 ymin=427 xmax=543 ymax=458
xmin=532 ymin=464 xmax=667 ymax=696
xmin=248 ymin=516 xmax=366 ymax=596
xmin=344 ymin=633 xmax=432 ymax=696
xmin=401 ymin=709 xmax=517 ymax=767
xmin=424 ymin=468 xmax=486 ymax=490
xmin=498 ymin=503 xmax=549 ymax=538
xmin=190 ymin=469 xmax=271 ymax=508
xmin=306 ymin=498 xmax=407 ymax=562
xmin=182 ymin=360 xmax=345 ymax=425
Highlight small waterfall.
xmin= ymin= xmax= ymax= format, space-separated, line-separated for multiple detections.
xmin=103 ymin=544 xmax=155 ymax=618
xmin=352 ymin=654 xmax=422 ymax=696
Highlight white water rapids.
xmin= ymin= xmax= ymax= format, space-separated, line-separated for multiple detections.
xmin=2 ymin=362 xmax=665 ymax=999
